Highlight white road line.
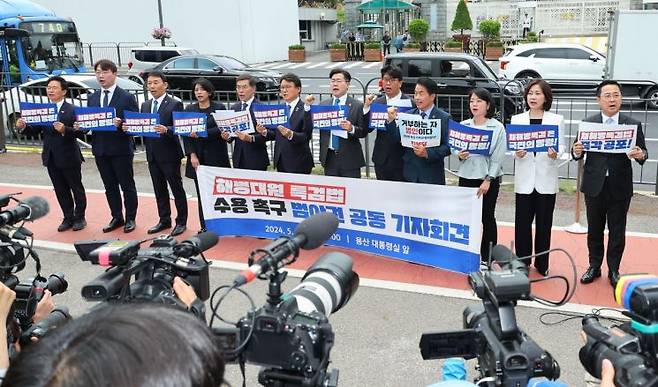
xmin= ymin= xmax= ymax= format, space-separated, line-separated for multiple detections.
xmin=269 ymin=62 xmax=297 ymax=69
xmin=363 ymin=61 xmax=382 ymax=69
xmin=287 ymin=62 xmax=311 ymax=69
xmin=307 ymin=61 xmax=329 ymax=69
xmin=253 ymin=62 xmax=281 ymax=69
xmin=325 ymin=62 xmax=347 ymax=69
xmin=342 ymin=61 xmax=364 ymax=69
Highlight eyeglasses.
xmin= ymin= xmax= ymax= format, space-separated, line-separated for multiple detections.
xmin=601 ymin=93 xmax=621 ymax=100
xmin=330 ymin=78 xmax=347 ymax=84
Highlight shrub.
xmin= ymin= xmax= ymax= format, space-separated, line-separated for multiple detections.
xmin=288 ymin=44 xmax=305 ymax=50
xmin=364 ymin=41 xmax=381 ymax=49
xmin=478 ymin=19 xmax=501 ymax=41
xmin=451 ymin=0 xmax=473 ymax=34
xmin=330 ymin=42 xmax=346 ymax=49
xmin=409 ymin=19 xmax=430 ymax=42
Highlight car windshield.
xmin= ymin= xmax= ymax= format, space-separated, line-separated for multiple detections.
xmin=21 ymin=31 xmax=84 ymax=71
xmin=212 ymin=56 xmax=247 ymax=70
xmin=474 ymin=57 xmax=498 ymax=79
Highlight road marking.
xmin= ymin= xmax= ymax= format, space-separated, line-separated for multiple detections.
xmin=325 ymin=62 xmax=347 ymax=69
xmin=342 ymin=61 xmax=364 ymax=69
xmin=363 ymin=61 xmax=382 ymax=69
xmin=307 ymin=61 xmax=328 ymax=69
xmin=287 ymin=62 xmax=311 ymax=69
xmin=254 ymin=62 xmax=282 ymax=69
xmin=269 ymin=62 xmax=297 ymax=69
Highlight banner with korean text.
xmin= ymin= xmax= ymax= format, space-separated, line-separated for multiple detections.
xmin=173 ymin=111 xmax=207 ymax=137
xmin=505 ymin=124 xmax=559 ymax=153
xmin=75 ymin=107 xmax=116 ymax=131
xmin=368 ymin=102 xmax=413 ymax=130
xmin=19 ymin=102 xmax=57 ymax=126
xmin=212 ymin=110 xmax=255 ymax=137
xmin=577 ymin=122 xmax=637 ymax=153
xmin=123 ymin=111 xmax=160 ymax=138
xmin=197 ymin=166 xmax=482 ymax=274
xmin=252 ymin=104 xmax=289 ymax=129
xmin=395 ymin=112 xmax=442 ymax=148
xmin=448 ymin=120 xmax=492 ymax=155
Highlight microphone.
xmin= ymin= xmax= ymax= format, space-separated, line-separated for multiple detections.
xmin=0 ymin=196 xmax=49 ymax=227
xmin=233 ymin=212 xmax=339 ymax=286
xmin=490 ymin=244 xmax=528 ymax=275
xmin=173 ymin=231 xmax=219 ymax=258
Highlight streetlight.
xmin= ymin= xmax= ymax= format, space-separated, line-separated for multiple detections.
xmin=157 ymin=0 xmax=165 ymax=46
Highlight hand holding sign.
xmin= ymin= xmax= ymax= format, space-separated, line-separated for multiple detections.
xmin=53 ymin=122 xmax=65 ymax=134
xmin=255 ymin=123 xmax=267 ymax=136
xmin=572 ymin=141 xmax=584 ymax=158
xmin=412 ymin=144 xmax=428 ymax=158
xmin=15 ymin=118 xmax=26 ymax=131
xmin=628 ymin=146 xmax=645 ymax=161
xmin=305 ymin=94 xmax=315 ymax=105
xmin=154 ymin=124 xmax=167 ymax=135
xmin=339 ymin=120 xmax=353 ymax=132
xmin=458 ymin=150 xmax=470 ymax=160
xmin=278 ymin=125 xmax=292 ymax=138
xmin=364 ymin=94 xmax=376 ymax=108
xmin=236 ymin=131 xmax=251 ymax=142
xmin=113 ymin=117 xmax=123 ymax=128
xmin=221 ymin=131 xmax=231 ymax=141
xmin=515 ymin=150 xmax=527 ymax=158
xmin=387 ymin=106 xmax=397 ymax=122
xmin=547 ymin=147 xmax=558 ymax=160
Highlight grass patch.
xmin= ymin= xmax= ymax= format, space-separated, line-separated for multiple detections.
xmin=559 ymin=179 xmax=577 ymax=194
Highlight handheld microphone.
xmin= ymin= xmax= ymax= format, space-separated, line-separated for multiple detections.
xmin=0 ymin=196 xmax=49 ymax=227
xmin=233 ymin=212 xmax=339 ymax=286
xmin=173 ymin=231 xmax=219 ymax=258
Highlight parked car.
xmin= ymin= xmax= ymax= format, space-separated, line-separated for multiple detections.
xmin=499 ymin=43 xmax=606 ymax=93
xmin=384 ymin=52 xmax=524 ymax=122
xmin=126 ymin=46 xmax=199 ymax=84
xmin=1 ymin=74 xmax=146 ymax=131
xmin=139 ymin=54 xmax=281 ymax=99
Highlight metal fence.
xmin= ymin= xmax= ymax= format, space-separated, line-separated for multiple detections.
xmin=2 ymin=75 xmax=657 ymax=194
xmin=81 ymin=41 xmax=178 ymax=67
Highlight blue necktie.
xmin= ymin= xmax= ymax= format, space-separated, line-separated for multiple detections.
xmin=421 ymin=112 xmax=427 ymax=119
xmin=330 ymin=98 xmax=340 ymax=151
xmin=102 ymin=90 xmax=110 ymax=108
xmin=152 ymin=99 xmax=159 ymax=114
xmin=241 ymin=102 xmax=247 ymax=111
xmin=605 ymin=117 xmax=614 ymax=125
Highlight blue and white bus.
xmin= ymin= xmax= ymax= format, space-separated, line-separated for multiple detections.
xmin=0 ymin=0 xmax=85 ymax=87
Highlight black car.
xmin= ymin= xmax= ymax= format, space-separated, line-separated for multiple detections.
xmin=384 ymin=52 xmax=524 ymax=122
xmin=140 ymin=54 xmax=281 ymax=98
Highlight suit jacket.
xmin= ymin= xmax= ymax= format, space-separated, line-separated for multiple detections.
xmin=267 ymin=99 xmax=314 ymax=174
xmin=23 ymin=101 xmax=83 ymax=169
xmin=230 ymin=100 xmax=270 ymax=170
xmin=182 ymin=101 xmax=230 ymax=179
xmin=318 ymin=96 xmax=367 ymax=170
xmin=365 ymin=94 xmax=413 ymax=167
xmin=87 ymin=86 xmax=139 ymax=157
xmin=141 ymin=95 xmax=184 ymax=163
xmin=574 ymin=113 xmax=647 ymax=199
xmin=511 ymin=111 xmax=565 ymax=194
xmin=385 ymin=105 xmax=451 ymax=184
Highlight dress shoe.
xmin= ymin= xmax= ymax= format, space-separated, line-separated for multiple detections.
xmin=147 ymin=221 xmax=171 ymax=234
xmin=198 ymin=228 xmax=207 ymax=234
xmin=124 ymin=220 xmax=136 ymax=233
xmin=72 ymin=218 xmax=87 ymax=231
xmin=170 ymin=224 xmax=186 ymax=237
xmin=580 ymin=266 xmax=602 ymax=284
xmin=57 ymin=220 xmax=73 ymax=232
xmin=103 ymin=218 xmax=125 ymax=233
xmin=609 ymin=271 xmax=621 ymax=288
xmin=537 ymin=267 xmax=550 ymax=277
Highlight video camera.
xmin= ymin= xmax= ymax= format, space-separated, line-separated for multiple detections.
xmin=213 ymin=212 xmax=359 ymax=387
xmin=419 ymin=245 xmax=560 ymax=387
xmin=0 ymin=194 xmax=70 ymax=345
xmin=580 ymin=274 xmax=658 ymax=387
xmin=74 ymin=232 xmax=216 ymax=307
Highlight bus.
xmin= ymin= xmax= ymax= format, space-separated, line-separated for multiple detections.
xmin=0 ymin=0 xmax=85 ymax=87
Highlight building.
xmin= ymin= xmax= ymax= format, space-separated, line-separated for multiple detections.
xmin=299 ymin=6 xmax=339 ymax=51
xmin=32 ymin=0 xmax=298 ymax=64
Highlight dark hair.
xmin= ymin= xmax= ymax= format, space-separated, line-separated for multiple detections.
xmin=596 ymin=80 xmax=622 ymax=97
xmin=468 ymin=88 xmax=496 ymax=118
xmin=329 ymin=68 xmax=352 ymax=82
xmin=524 ymin=79 xmax=553 ymax=111
xmin=416 ymin=77 xmax=438 ymax=95
xmin=236 ymin=74 xmax=257 ymax=88
xmin=280 ymin=73 xmax=302 ymax=88
xmin=147 ymin=71 xmax=168 ymax=83
xmin=47 ymin=76 xmax=68 ymax=91
xmin=381 ymin=65 xmax=403 ymax=81
xmin=93 ymin=59 xmax=118 ymax=73
xmin=192 ymin=77 xmax=215 ymax=96
xmin=3 ymin=303 xmax=225 ymax=387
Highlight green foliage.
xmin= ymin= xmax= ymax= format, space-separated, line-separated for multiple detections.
xmin=364 ymin=41 xmax=381 ymax=49
xmin=444 ymin=39 xmax=462 ymax=48
xmin=405 ymin=42 xmax=421 ymax=49
xmin=451 ymin=0 xmax=473 ymax=32
xmin=337 ymin=9 xmax=345 ymax=23
xmin=288 ymin=44 xmax=305 ymax=50
xmin=408 ymin=19 xmax=430 ymax=42
xmin=486 ymin=40 xmax=503 ymax=47
xmin=478 ymin=19 xmax=501 ymax=41
xmin=526 ymin=31 xmax=539 ymax=42
xmin=330 ymin=42 xmax=346 ymax=49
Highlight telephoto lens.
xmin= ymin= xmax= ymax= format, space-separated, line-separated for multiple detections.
xmin=44 ymin=273 xmax=68 ymax=295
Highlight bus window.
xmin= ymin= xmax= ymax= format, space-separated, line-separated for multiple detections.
xmin=20 ymin=29 xmax=83 ymax=72
xmin=6 ymin=38 xmax=22 ymax=84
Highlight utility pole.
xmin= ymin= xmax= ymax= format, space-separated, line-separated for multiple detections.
xmin=157 ymin=0 xmax=165 ymax=46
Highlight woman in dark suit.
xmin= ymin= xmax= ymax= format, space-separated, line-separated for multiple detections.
xmin=182 ymin=78 xmax=230 ymax=232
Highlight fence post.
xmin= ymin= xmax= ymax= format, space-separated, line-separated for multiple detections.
xmin=88 ymin=43 xmax=94 ymax=67
xmin=565 ymin=159 xmax=588 ymax=234
xmin=116 ymin=43 xmax=122 ymax=67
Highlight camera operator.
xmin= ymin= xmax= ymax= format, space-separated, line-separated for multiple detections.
xmin=0 ymin=282 xmax=16 ymax=373
xmin=2 ymin=302 xmax=226 ymax=387
xmin=172 ymin=276 xmax=206 ymax=320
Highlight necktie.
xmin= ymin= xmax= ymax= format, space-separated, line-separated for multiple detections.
xmin=421 ymin=112 xmax=427 ymax=119
xmin=605 ymin=117 xmax=614 ymax=125
xmin=330 ymin=98 xmax=340 ymax=151
xmin=152 ymin=99 xmax=159 ymax=114
xmin=102 ymin=90 xmax=110 ymax=108
xmin=241 ymin=102 xmax=247 ymax=111
xmin=288 ymin=104 xmax=293 ymax=118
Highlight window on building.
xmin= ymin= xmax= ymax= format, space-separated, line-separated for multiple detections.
xmin=299 ymin=20 xmax=312 ymax=41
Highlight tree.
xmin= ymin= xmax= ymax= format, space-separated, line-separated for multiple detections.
xmin=451 ymin=0 xmax=473 ymax=36
xmin=478 ymin=19 xmax=501 ymax=41
xmin=408 ymin=19 xmax=430 ymax=43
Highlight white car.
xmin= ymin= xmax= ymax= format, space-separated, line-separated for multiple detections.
xmin=126 ymin=46 xmax=199 ymax=84
xmin=1 ymin=74 xmax=146 ymax=129
xmin=499 ymin=43 xmax=606 ymax=81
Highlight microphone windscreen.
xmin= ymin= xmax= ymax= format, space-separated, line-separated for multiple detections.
xmin=490 ymin=244 xmax=517 ymax=263
xmin=295 ymin=212 xmax=339 ymax=250
xmin=191 ymin=231 xmax=219 ymax=253
xmin=21 ymin=196 xmax=49 ymax=221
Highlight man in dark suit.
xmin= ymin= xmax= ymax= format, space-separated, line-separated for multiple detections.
xmin=256 ymin=73 xmax=313 ymax=174
xmin=384 ymin=77 xmax=451 ymax=184
xmin=306 ymin=68 xmax=366 ymax=178
xmin=572 ymin=80 xmax=648 ymax=288
xmin=230 ymin=74 xmax=270 ymax=170
xmin=16 ymin=76 xmax=87 ymax=232
xmin=83 ymin=59 xmax=139 ymax=233
xmin=363 ymin=65 xmax=412 ymax=181
xmin=138 ymin=72 xmax=187 ymax=236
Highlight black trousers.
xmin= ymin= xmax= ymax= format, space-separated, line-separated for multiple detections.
xmin=514 ymin=191 xmax=556 ymax=272
xmin=374 ymin=162 xmax=405 ymax=182
xmin=147 ymin=161 xmax=188 ymax=225
xmin=95 ymin=155 xmax=138 ymax=221
xmin=47 ymin=163 xmax=86 ymax=221
xmin=585 ymin=179 xmax=631 ymax=274
xmin=192 ymin=176 xmax=206 ymax=230
xmin=459 ymin=177 xmax=500 ymax=261
xmin=383 ymin=44 xmax=391 ymax=55
xmin=324 ymin=151 xmax=361 ymax=178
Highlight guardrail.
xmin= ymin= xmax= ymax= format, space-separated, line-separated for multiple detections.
xmin=81 ymin=41 xmax=179 ymax=67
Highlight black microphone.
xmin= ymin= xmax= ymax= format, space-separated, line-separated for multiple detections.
xmin=0 ymin=196 xmax=49 ymax=227
xmin=173 ymin=231 xmax=219 ymax=258
xmin=233 ymin=212 xmax=339 ymax=286
xmin=490 ymin=244 xmax=528 ymax=274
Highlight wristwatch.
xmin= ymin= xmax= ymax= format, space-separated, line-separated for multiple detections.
xmin=484 ymin=175 xmax=494 ymax=182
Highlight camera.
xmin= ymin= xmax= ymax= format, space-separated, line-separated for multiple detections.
xmin=74 ymin=232 xmax=216 ymax=306
xmin=579 ymin=274 xmax=658 ymax=387
xmin=213 ymin=212 xmax=359 ymax=387
xmin=419 ymin=245 xmax=560 ymax=387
